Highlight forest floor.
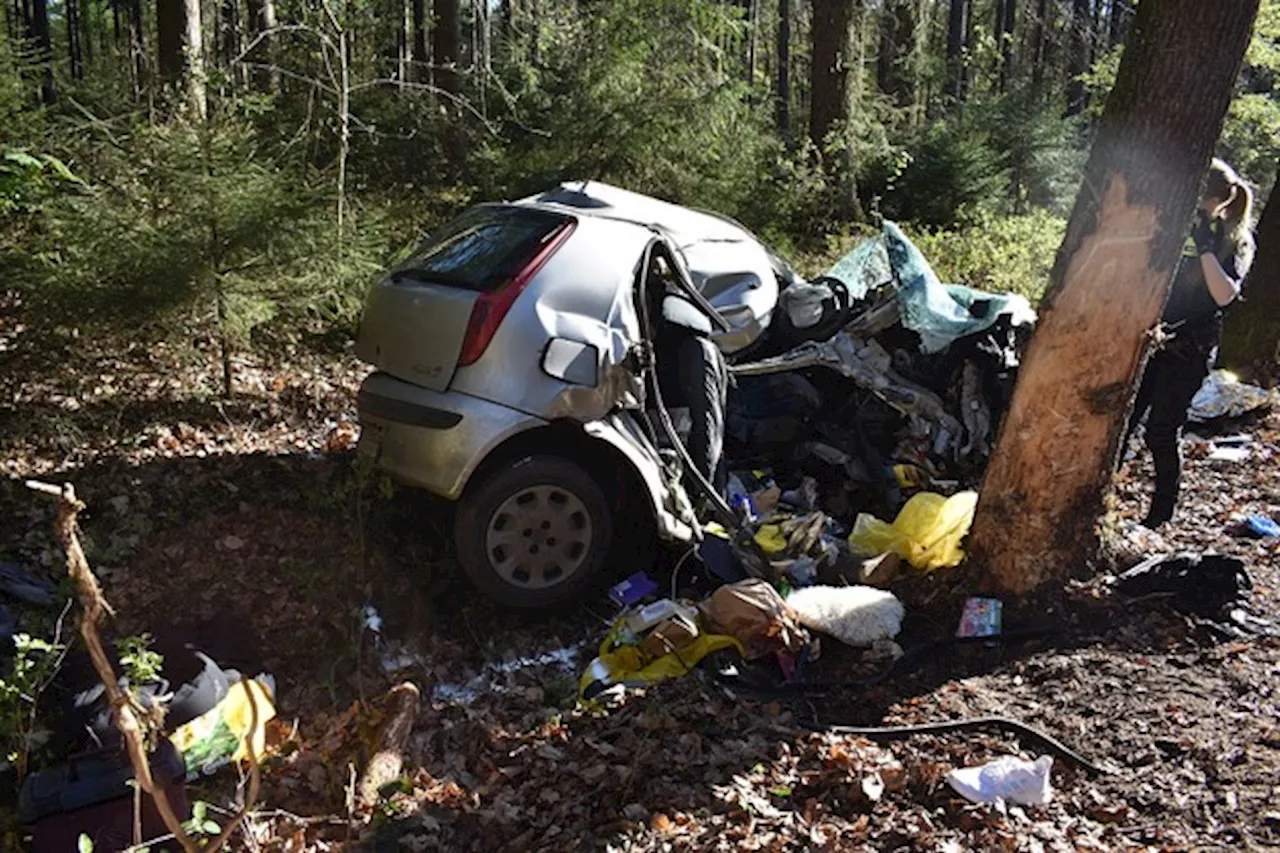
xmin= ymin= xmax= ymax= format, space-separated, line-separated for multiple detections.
xmin=2 ymin=344 xmax=1279 ymax=852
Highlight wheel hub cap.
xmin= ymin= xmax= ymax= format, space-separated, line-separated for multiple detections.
xmin=485 ymin=485 xmax=593 ymax=589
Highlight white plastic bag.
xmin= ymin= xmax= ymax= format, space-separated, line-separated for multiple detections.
xmin=946 ymin=755 xmax=1053 ymax=806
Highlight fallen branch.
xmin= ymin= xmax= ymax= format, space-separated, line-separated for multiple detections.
xmin=28 ymin=480 xmax=196 ymax=852
xmin=28 ymin=480 xmax=264 ymax=852
xmin=356 ymin=681 xmax=421 ymax=811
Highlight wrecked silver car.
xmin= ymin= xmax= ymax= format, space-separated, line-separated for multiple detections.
xmin=355 ymin=182 xmax=1035 ymax=608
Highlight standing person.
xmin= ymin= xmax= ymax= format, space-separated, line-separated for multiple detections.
xmin=1127 ymin=158 xmax=1257 ymax=528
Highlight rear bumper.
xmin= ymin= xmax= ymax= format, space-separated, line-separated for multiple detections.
xmin=356 ymin=372 xmax=548 ymax=500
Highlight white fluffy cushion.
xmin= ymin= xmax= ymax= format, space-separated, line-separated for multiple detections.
xmin=785 ymin=585 xmax=905 ymax=647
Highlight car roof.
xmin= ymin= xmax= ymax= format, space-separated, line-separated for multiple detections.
xmin=511 ymin=181 xmax=755 ymax=249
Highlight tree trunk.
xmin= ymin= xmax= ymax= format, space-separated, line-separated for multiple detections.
xmin=31 ymin=0 xmax=55 ymax=103
xmin=433 ymin=0 xmax=459 ymax=95
xmin=128 ymin=0 xmax=145 ymax=99
xmin=245 ymin=0 xmax=279 ymax=92
xmin=220 ymin=0 xmax=241 ymax=73
xmin=776 ymin=0 xmax=791 ymax=140
xmin=747 ymin=0 xmax=758 ymax=88
xmin=998 ymin=0 xmax=1015 ymax=92
xmin=945 ymin=0 xmax=966 ymax=101
xmin=157 ymin=0 xmax=206 ymax=114
xmin=81 ymin=0 xmax=94 ymax=65
xmin=811 ymin=0 xmax=861 ymax=220
xmin=412 ymin=0 xmax=427 ymax=82
xmin=1222 ymin=165 xmax=1280 ymax=373
xmin=969 ymin=0 xmax=1260 ymax=596
xmin=877 ymin=0 xmax=915 ymax=107
xmin=810 ymin=0 xmax=855 ymax=150
xmin=1030 ymin=0 xmax=1047 ymax=90
xmin=67 ymin=0 xmax=84 ymax=80
xmin=1064 ymin=0 xmax=1089 ymax=115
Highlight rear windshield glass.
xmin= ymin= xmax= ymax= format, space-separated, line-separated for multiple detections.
xmin=394 ymin=206 xmax=571 ymax=292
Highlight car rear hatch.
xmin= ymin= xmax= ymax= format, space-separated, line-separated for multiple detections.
xmin=356 ymin=204 xmax=576 ymax=391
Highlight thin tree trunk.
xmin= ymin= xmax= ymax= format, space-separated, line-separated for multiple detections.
xmin=67 ymin=0 xmax=83 ymax=80
xmin=969 ymin=0 xmax=1261 ymax=595
xmin=1031 ymin=0 xmax=1046 ymax=90
xmin=220 ymin=0 xmax=241 ymax=74
xmin=877 ymin=0 xmax=915 ymax=107
xmin=433 ymin=0 xmax=458 ymax=94
xmin=1222 ymin=164 xmax=1280 ymax=373
xmin=999 ymin=0 xmax=1015 ymax=92
xmin=128 ymin=0 xmax=145 ymax=99
xmin=945 ymin=0 xmax=965 ymax=101
xmin=245 ymin=0 xmax=279 ymax=92
xmin=747 ymin=0 xmax=758 ymax=88
xmin=412 ymin=0 xmax=427 ymax=82
xmin=30 ymin=0 xmax=55 ymax=103
xmin=81 ymin=0 xmax=94 ymax=66
xmin=776 ymin=0 xmax=791 ymax=140
xmin=1065 ymin=0 xmax=1089 ymax=115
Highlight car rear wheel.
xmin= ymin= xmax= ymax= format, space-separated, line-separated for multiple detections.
xmin=455 ymin=456 xmax=613 ymax=609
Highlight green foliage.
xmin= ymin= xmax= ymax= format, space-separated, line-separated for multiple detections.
xmin=116 ymin=633 xmax=164 ymax=685
xmin=907 ymin=210 xmax=1066 ymax=303
xmin=0 ymin=633 xmax=65 ymax=769
xmin=865 ymin=118 xmax=1008 ymax=227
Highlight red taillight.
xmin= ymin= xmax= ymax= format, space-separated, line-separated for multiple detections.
xmin=457 ymin=220 xmax=576 ymax=367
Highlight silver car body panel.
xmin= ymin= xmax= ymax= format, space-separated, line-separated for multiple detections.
xmin=357 ymin=372 xmax=548 ymax=500
xmin=514 ymin=181 xmax=778 ymax=355
xmin=357 ymin=180 xmax=785 ymax=534
xmin=354 ymin=278 xmax=478 ymax=392
xmin=448 ymin=212 xmax=651 ymax=422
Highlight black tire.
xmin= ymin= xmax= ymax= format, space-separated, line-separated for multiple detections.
xmin=455 ymin=455 xmax=614 ymax=609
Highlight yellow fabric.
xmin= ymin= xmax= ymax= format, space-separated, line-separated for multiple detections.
xmin=171 ymin=678 xmax=276 ymax=776
xmin=578 ymin=630 xmax=743 ymax=700
xmin=752 ymin=524 xmax=788 ymax=554
xmin=848 ymin=490 xmax=978 ymax=571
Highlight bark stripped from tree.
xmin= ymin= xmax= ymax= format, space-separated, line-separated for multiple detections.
xmin=969 ymin=0 xmax=1261 ymax=595
xmin=1222 ymin=164 xmax=1280 ymax=373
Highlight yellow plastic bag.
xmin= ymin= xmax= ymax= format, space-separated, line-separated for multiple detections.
xmin=578 ymin=626 xmax=743 ymax=701
xmin=171 ymin=677 xmax=276 ymax=779
xmin=848 ymin=490 xmax=978 ymax=571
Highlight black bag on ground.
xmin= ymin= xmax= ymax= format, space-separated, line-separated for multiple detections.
xmin=1115 ymin=552 xmax=1251 ymax=615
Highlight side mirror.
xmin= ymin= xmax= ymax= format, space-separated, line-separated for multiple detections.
xmin=542 ymin=338 xmax=600 ymax=387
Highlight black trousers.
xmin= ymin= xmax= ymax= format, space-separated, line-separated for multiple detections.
xmin=1126 ymin=342 xmax=1213 ymax=526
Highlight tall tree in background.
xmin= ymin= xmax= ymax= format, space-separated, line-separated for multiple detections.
xmin=31 ymin=0 xmax=55 ymax=103
xmin=412 ymin=0 xmax=428 ymax=83
xmin=997 ymin=0 xmax=1015 ymax=92
xmin=433 ymin=0 xmax=459 ymax=95
xmin=877 ymin=0 xmax=916 ymax=108
xmin=245 ymin=0 xmax=279 ymax=92
xmin=776 ymin=0 xmax=791 ymax=139
xmin=810 ymin=0 xmax=861 ymax=218
xmin=969 ymin=0 xmax=1261 ymax=595
xmin=1223 ymin=165 xmax=1280 ymax=371
xmin=156 ymin=0 xmax=206 ymax=115
xmin=1064 ymin=0 xmax=1090 ymax=116
xmin=1031 ymin=0 xmax=1048 ymax=90
xmin=945 ymin=0 xmax=966 ymax=101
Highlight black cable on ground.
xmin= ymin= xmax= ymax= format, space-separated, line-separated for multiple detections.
xmin=797 ymin=716 xmax=1109 ymax=776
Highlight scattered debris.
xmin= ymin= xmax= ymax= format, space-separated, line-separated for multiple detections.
xmin=946 ymin=755 xmax=1054 ymax=807
xmin=1187 ymin=369 xmax=1272 ymax=423
xmin=848 ymin=490 xmax=978 ymax=570
xmin=785 ymin=585 xmax=904 ymax=647
xmin=956 ymin=597 xmax=1003 ymax=638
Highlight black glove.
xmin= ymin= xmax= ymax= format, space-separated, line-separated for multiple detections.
xmin=1190 ymin=213 xmax=1215 ymax=255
